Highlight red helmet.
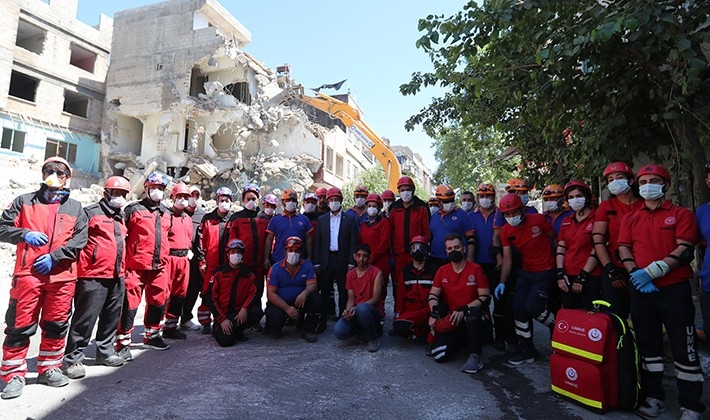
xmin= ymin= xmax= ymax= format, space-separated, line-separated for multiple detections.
xmin=433 ymin=316 xmax=458 ymax=334
xmin=365 ymin=193 xmax=383 ymax=207
xmin=303 ymin=192 xmax=317 ymax=202
xmin=315 ymin=187 xmax=328 ymax=198
xmin=397 ymin=176 xmax=415 ymax=190
xmin=104 ymin=176 xmax=130 ymax=193
xmin=435 ymin=185 xmax=455 ymax=200
xmin=354 ymin=185 xmax=369 ymax=195
xmin=563 ymin=180 xmax=591 ymax=196
xmin=603 ymin=162 xmax=634 ymax=178
xmin=476 ymin=183 xmax=496 ymax=195
xmin=542 ymin=184 xmax=564 ymax=199
xmin=42 ymin=156 xmax=72 ymax=178
xmin=263 ymin=194 xmax=278 ymax=206
xmin=427 ymin=196 xmax=438 ymax=206
xmin=280 ymin=189 xmax=298 ymax=201
xmin=215 ymin=187 xmax=233 ymax=198
xmin=499 ymin=194 xmax=523 ymax=213
xmin=242 ymin=183 xmax=261 ymax=198
xmin=327 ymin=187 xmax=343 ymax=200
xmin=171 ymin=183 xmax=191 ymax=197
xmin=285 ymin=236 xmax=303 ymax=251
xmin=145 ymin=171 xmax=169 ymax=187
xmin=636 ymin=164 xmax=670 ymax=183
xmin=381 ymin=190 xmax=395 ymax=200
xmin=410 ymin=235 xmax=428 ymax=246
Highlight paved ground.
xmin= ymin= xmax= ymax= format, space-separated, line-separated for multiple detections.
xmin=1 ymin=288 xmax=709 ymax=419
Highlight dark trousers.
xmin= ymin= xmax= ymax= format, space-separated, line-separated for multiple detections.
xmin=513 ymin=269 xmax=555 ymax=347
xmin=265 ymin=294 xmax=323 ymax=334
xmin=181 ymin=258 xmax=203 ymax=322
xmin=65 ymin=278 xmax=125 ymax=364
xmin=211 ymin=305 xmax=264 ymax=347
xmin=431 ymin=316 xmax=484 ymax=362
xmin=319 ymin=253 xmax=348 ymax=316
xmin=559 ymin=275 xmax=602 ymax=311
xmin=630 ymin=281 xmax=705 ymax=413
xmin=481 ymin=263 xmax=515 ymax=346
xmin=600 ymin=264 xmax=631 ymax=320
xmin=702 ymin=290 xmax=710 ymax=339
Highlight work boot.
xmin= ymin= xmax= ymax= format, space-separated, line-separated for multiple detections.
xmin=679 ymin=407 xmax=703 ymax=420
xmin=1 ymin=376 xmax=25 ymax=400
xmin=367 ymin=339 xmax=380 ymax=353
xmin=180 ymin=320 xmax=201 ymax=331
xmin=508 ymin=349 xmax=535 ymax=366
xmin=461 ymin=354 xmax=484 ymax=374
xmin=66 ymin=363 xmax=86 ymax=380
xmin=37 ymin=368 xmax=69 ymax=387
xmin=301 ymin=331 xmax=317 ymax=343
xmin=201 ymin=324 xmax=212 ymax=335
xmin=96 ymin=354 xmax=124 ymax=367
xmin=117 ymin=347 xmax=133 ymax=362
xmin=636 ymin=397 xmax=667 ymax=417
xmin=424 ymin=343 xmax=434 ymax=357
xmin=252 ymin=324 xmax=263 ymax=332
xmin=162 ymin=329 xmax=187 ymax=340
xmin=144 ymin=336 xmax=170 ymax=350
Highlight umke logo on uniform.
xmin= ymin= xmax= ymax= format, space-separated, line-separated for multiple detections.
xmin=531 ymin=226 xmax=541 ymax=238
xmin=466 ymin=275 xmax=477 ymax=286
xmin=664 ymin=217 xmax=676 ymax=225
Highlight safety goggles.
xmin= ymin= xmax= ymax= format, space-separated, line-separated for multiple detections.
xmin=43 ymin=168 xmax=69 ymax=178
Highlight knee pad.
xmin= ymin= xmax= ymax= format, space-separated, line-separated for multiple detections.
xmin=41 ymin=319 xmax=69 ymax=339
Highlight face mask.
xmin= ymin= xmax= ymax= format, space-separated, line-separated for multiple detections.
xmin=639 ymin=183 xmax=664 ymax=200
xmin=442 ymin=202 xmax=455 ymax=213
xmin=329 ymin=201 xmax=342 ymax=212
xmin=109 ymin=196 xmax=126 ymax=209
xmin=285 ymin=202 xmax=298 ymax=212
xmin=383 ymin=201 xmax=393 ymax=209
xmin=188 ymin=197 xmax=198 ymax=207
xmin=149 ymin=188 xmax=164 ymax=202
xmin=448 ymin=250 xmax=464 ymax=263
xmin=518 ymin=194 xmax=529 ymax=206
xmin=43 ymin=173 xmax=62 ymax=189
xmin=264 ymin=207 xmax=275 ymax=216
xmin=478 ymin=197 xmax=493 ymax=209
xmin=354 ymin=198 xmax=366 ymax=208
xmin=568 ymin=197 xmax=586 ymax=212
xmin=607 ymin=179 xmax=631 ymax=195
xmin=229 ymin=253 xmax=243 ymax=265
xmin=218 ymin=201 xmax=231 ymax=213
xmin=506 ymin=215 xmax=522 ymax=227
xmin=429 ymin=206 xmax=439 ymax=215
xmin=244 ymin=199 xmax=258 ymax=211
xmin=304 ymin=203 xmax=316 ymax=213
xmin=461 ymin=202 xmax=474 ymax=212
xmin=543 ymin=201 xmax=559 ymax=212
xmin=400 ymin=191 xmax=413 ymax=202
xmin=411 ymin=249 xmax=427 ymax=262
xmin=286 ymin=252 xmax=300 ymax=265
xmin=173 ymin=198 xmax=187 ymax=210
xmin=366 ymin=207 xmax=378 ymax=217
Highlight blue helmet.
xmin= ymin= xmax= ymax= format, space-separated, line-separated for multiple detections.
xmin=215 ymin=187 xmax=233 ymax=198
xmin=145 ymin=172 xmax=169 ymax=187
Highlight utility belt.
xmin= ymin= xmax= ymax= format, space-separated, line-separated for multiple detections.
xmin=169 ymin=249 xmax=190 ymax=257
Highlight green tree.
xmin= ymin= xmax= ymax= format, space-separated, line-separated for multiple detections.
xmin=402 ymin=1 xmax=710 ymax=203
xmin=342 ymin=165 xmax=426 ymax=207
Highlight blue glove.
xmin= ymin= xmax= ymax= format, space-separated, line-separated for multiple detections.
xmin=637 ymin=281 xmax=659 ymax=294
xmin=629 ymin=269 xmax=653 ymax=289
xmin=494 ymin=283 xmax=505 ymax=300
xmin=24 ymin=231 xmax=48 ymax=247
xmin=33 ymin=254 xmax=56 ymax=275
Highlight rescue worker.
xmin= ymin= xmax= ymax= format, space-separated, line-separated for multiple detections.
xmin=116 ymin=171 xmax=172 ymax=357
xmin=618 ymin=164 xmax=704 ymax=419
xmin=64 ymin=176 xmax=129 ymax=380
xmin=195 ymin=187 xmax=233 ymax=334
xmin=429 ymin=185 xmax=476 ymax=267
xmin=262 ymin=193 xmax=278 ymax=218
xmin=358 ymin=193 xmax=392 ymax=301
xmin=392 ymin=236 xmax=437 ymax=341
xmin=460 ymin=190 xmax=476 ymax=214
xmin=209 ymin=239 xmax=263 ymax=346
xmin=495 ymin=194 xmax=556 ymax=365
xmin=302 ymin=191 xmax=320 ymax=232
xmin=162 ymin=183 xmax=194 ymax=340
xmin=696 ymin=161 xmax=710 ymax=344
xmin=0 ymin=157 xmax=88 ymax=399
xmin=542 ymin=184 xmax=573 ymax=235
xmin=180 ymin=185 xmax=206 ymax=331
xmin=265 ymin=237 xmax=323 ymax=342
xmin=389 ymin=176 xmax=430 ymax=314
xmin=592 ymin=162 xmax=643 ymax=320
xmin=264 ymin=189 xmax=313 ymax=270
xmin=428 ymin=234 xmax=490 ymax=374
xmin=334 ymin=244 xmax=385 ymax=352
xmin=428 ymin=196 xmax=439 ymax=215
xmin=381 ymin=189 xmax=395 ymax=218
xmin=345 ymin=184 xmax=369 ymax=225
xmin=555 ymin=181 xmax=601 ymax=310
xmin=315 ymin=187 xmax=329 ymax=216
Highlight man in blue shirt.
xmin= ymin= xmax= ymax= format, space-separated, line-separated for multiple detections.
xmin=264 ymin=189 xmax=313 ymax=270
xmin=429 ymin=185 xmax=476 ymax=267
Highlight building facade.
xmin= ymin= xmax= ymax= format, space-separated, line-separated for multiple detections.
xmin=392 ymin=145 xmax=434 ymax=194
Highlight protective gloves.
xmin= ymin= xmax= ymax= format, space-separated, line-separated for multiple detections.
xmin=24 ymin=231 xmax=48 ymax=247
xmin=33 ymin=254 xmax=56 ymax=275
xmin=494 ymin=283 xmax=505 ymax=300
xmin=637 ymin=281 xmax=659 ymax=294
xmin=629 ymin=269 xmax=653 ymax=289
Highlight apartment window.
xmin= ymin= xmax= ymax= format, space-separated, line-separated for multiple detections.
xmin=16 ymin=19 xmax=46 ymax=55
xmin=325 ymin=146 xmax=334 ymax=172
xmin=45 ymin=139 xmax=77 ymax=164
xmin=224 ymin=82 xmax=252 ymax=105
xmin=9 ymin=71 xmax=38 ymax=102
xmin=335 ymin=154 xmax=344 ymax=177
xmin=63 ymin=91 xmax=89 ymax=118
xmin=1 ymin=128 xmax=26 ymax=153
xmin=69 ymin=43 xmax=96 ymax=73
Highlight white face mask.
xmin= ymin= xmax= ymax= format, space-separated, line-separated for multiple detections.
xmin=366 ymin=207 xmax=378 ymax=217
xmin=173 ymin=198 xmax=187 ymax=210
xmin=304 ymin=203 xmax=316 ymax=213
xmin=460 ymin=202 xmax=474 ymax=212
xmin=568 ymin=197 xmax=586 ymax=212
xmin=286 ymin=252 xmax=300 ymax=265
xmin=400 ymin=191 xmax=413 ymax=203
xmin=478 ymin=197 xmax=493 ymax=209
xmin=329 ymin=201 xmax=342 ymax=212
xmin=229 ymin=253 xmax=242 ymax=265
xmin=264 ymin=207 xmax=275 ymax=216
xmin=354 ymin=197 xmax=366 ymax=208
xmin=543 ymin=201 xmax=559 ymax=212
xmin=639 ymin=183 xmax=664 ymax=200
xmin=43 ymin=173 xmax=63 ymax=189
xmin=383 ymin=200 xmax=393 ymax=209
xmin=244 ymin=199 xmax=258 ymax=211
xmin=148 ymin=188 xmax=164 ymax=202
xmin=285 ymin=202 xmax=298 ymax=212
xmin=188 ymin=197 xmax=198 ymax=207
xmin=429 ymin=206 xmax=439 ymax=215
xmin=518 ymin=194 xmax=529 ymax=206
xmin=607 ymin=179 xmax=631 ymax=195
xmin=218 ymin=201 xmax=231 ymax=213
xmin=108 ymin=196 xmax=126 ymax=209
xmin=506 ymin=215 xmax=523 ymax=227
xmin=442 ymin=202 xmax=455 ymax=213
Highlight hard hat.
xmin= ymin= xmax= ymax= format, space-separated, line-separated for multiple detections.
xmin=563 ymin=180 xmax=591 ymax=196
xmin=215 ymin=187 xmax=233 ymax=198
xmin=499 ymin=194 xmax=523 ymax=213
xmin=365 ymin=193 xmax=383 ymax=207
xmin=410 ymin=235 xmax=428 ymax=246
xmin=144 ymin=171 xmax=169 ymax=187
xmin=281 ymin=189 xmax=298 ymax=201
xmin=381 ymin=190 xmax=395 ymax=200
xmin=397 ymin=176 xmax=415 ymax=190
xmin=242 ymin=183 xmax=261 ymax=198
xmin=603 ymin=162 xmax=634 ymax=178
xmin=42 ymin=156 xmax=72 ymax=178
xmin=263 ymin=194 xmax=278 ymax=206
xmin=303 ymin=192 xmax=317 ymax=202
xmin=505 ymin=178 xmax=528 ymax=192
xmin=104 ymin=176 xmax=131 ymax=193
xmin=171 ymin=183 xmax=191 ymax=197
xmin=327 ymin=187 xmax=343 ymax=200
xmin=542 ymin=184 xmax=564 ymax=199
xmin=315 ymin=187 xmax=328 ymax=198
xmin=433 ymin=316 xmax=457 ymax=334
xmin=285 ymin=236 xmax=303 ymax=250
xmin=188 ymin=185 xmax=201 ymax=196
xmin=427 ymin=197 xmax=438 ymax=206
xmin=354 ymin=185 xmax=369 ymax=195
xmin=476 ymin=183 xmax=496 ymax=195
xmin=435 ymin=185 xmax=455 ymax=200
xmin=226 ymin=239 xmax=246 ymax=251
xmin=636 ymin=164 xmax=671 ymax=183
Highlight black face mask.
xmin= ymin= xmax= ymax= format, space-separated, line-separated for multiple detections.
xmin=448 ymin=250 xmax=464 ymax=263
xmin=411 ymin=249 xmax=427 ymax=262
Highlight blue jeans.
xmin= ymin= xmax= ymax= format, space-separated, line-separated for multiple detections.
xmin=334 ymin=303 xmax=382 ymax=341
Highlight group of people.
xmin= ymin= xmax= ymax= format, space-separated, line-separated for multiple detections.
xmin=0 ymin=157 xmax=705 ymax=419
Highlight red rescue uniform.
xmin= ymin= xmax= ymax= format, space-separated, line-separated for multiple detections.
xmin=500 ymin=214 xmax=555 ymax=272
xmin=595 ymin=197 xmax=645 ymax=267
xmin=558 ymin=209 xmax=601 ymax=276
xmin=210 ymin=265 xmax=257 ymax=323
xmin=433 ymin=261 xmax=489 ymax=309
xmin=163 ymin=208 xmax=194 ymax=330
xmin=359 ymin=216 xmax=392 ymax=288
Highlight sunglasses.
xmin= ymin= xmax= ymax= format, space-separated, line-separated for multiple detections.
xmin=43 ymin=168 xmax=68 ymax=178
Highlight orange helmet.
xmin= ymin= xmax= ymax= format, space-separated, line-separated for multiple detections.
xmin=542 ymin=184 xmax=564 ymax=199
xmin=636 ymin=164 xmax=670 ymax=183
xmin=280 ymin=189 xmax=298 ymax=201
xmin=397 ymin=176 xmax=415 ymax=190
xmin=315 ymin=187 xmax=328 ymax=198
xmin=354 ymin=185 xmax=369 ymax=195
xmin=42 ymin=156 xmax=72 ymax=178
xmin=104 ymin=176 xmax=131 ymax=193
xmin=603 ymin=162 xmax=634 ymax=178
xmin=563 ymin=180 xmax=591 ymax=196
xmin=327 ymin=187 xmax=343 ymax=200
xmin=381 ymin=190 xmax=395 ymax=200
xmin=435 ymin=185 xmax=455 ymax=200
xmin=365 ymin=193 xmax=383 ymax=207
xmin=499 ymin=194 xmax=523 ymax=213
xmin=505 ymin=178 xmax=528 ymax=192
xmin=171 ymin=183 xmax=191 ymax=198
xmin=427 ymin=196 xmax=438 ymax=206
xmin=476 ymin=183 xmax=496 ymax=195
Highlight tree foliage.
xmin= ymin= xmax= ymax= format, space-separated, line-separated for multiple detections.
xmin=341 ymin=165 xmax=426 ymax=207
xmin=402 ymin=1 xmax=710 ymax=202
